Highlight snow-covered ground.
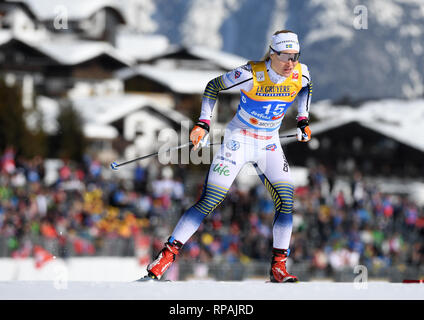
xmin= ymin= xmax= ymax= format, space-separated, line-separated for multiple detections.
xmin=0 ymin=280 xmax=423 ymax=300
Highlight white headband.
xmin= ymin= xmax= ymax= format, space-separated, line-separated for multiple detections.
xmin=271 ymin=32 xmax=300 ymax=52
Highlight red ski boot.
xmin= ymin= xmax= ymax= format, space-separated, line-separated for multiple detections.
xmin=143 ymin=238 xmax=183 ymax=280
xmin=270 ymin=248 xmax=298 ymax=283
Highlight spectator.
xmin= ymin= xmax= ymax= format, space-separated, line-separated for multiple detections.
xmin=0 ymin=148 xmax=422 ymax=280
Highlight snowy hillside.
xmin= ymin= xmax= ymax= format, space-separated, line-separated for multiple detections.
xmin=124 ymin=0 xmax=424 ymax=102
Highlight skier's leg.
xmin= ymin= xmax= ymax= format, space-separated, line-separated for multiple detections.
xmin=169 ymin=178 xmax=230 ymax=244
xmin=255 ymin=142 xmax=298 ymax=282
xmin=145 ymin=138 xmax=247 ymax=280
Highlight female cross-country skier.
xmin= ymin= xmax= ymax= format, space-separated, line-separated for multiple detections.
xmin=140 ymin=30 xmax=312 ymax=282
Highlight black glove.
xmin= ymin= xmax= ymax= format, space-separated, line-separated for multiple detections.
xmin=296 ymin=119 xmax=311 ymax=142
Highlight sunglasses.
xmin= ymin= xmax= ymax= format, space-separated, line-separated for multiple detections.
xmin=269 ymin=46 xmax=300 ymax=62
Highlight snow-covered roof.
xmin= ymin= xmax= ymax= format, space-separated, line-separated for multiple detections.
xmin=8 ymin=0 xmax=125 ymax=21
xmin=35 ymin=38 xmax=133 ymax=66
xmin=187 ymin=46 xmax=248 ymax=71
xmin=70 ymin=93 xmax=190 ymax=126
xmin=115 ymin=31 xmax=170 ymax=62
xmin=305 ymin=99 xmax=424 ymax=152
xmin=148 ymin=44 xmax=249 ymax=71
xmin=0 ymin=31 xmax=12 ymax=45
xmin=36 ymin=93 xmax=190 ymax=139
xmin=116 ymin=65 xmax=240 ymax=94
xmin=84 ymin=123 xmax=118 ymax=139
xmin=0 ymin=30 xmax=134 ymax=66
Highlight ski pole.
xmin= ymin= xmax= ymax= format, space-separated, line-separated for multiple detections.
xmin=279 ymin=134 xmax=296 ymax=139
xmin=110 ymin=141 xmax=194 ymax=170
xmin=110 ymin=133 xmax=296 ymax=170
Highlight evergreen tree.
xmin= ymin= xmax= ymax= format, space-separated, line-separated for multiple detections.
xmin=0 ymin=77 xmax=46 ymax=157
xmin=51 ymin=101 xmax=86 ymax=161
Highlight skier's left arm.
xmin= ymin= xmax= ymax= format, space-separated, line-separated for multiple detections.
xmin=296 ymin=64 xmax=312 ymax=142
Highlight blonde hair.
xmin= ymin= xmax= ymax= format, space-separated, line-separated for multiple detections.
xmin=261 ymin=29 xmax=296 ymax=61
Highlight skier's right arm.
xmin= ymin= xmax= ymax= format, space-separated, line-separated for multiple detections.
xmin=190 ymin=64 xmax=253 ymax=150
xmin=198 ymin=63 xmax=253 ymax=124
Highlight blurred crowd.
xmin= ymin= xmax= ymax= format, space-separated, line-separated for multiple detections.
xmin=183 ymin=165 xmax=424 ymax=278
xmin=1 ymin=147 xmax=423 ymax=278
